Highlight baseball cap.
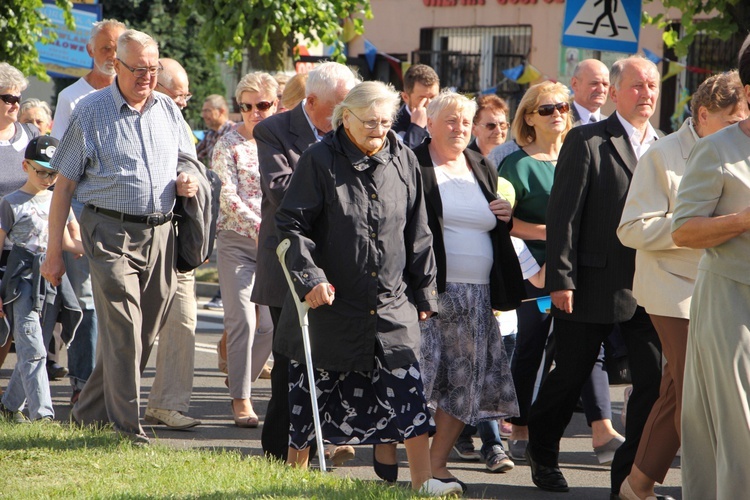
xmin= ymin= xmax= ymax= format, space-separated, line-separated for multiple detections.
xmin=24 ymin=136 xmax=59 ymax=169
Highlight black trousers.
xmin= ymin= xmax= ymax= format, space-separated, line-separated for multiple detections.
xmin=527 ymin=306 xmax=661 ymax=494
xmin=261 ymin=306 xmax=290 ymax=462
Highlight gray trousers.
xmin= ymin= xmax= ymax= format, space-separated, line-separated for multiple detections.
xmin=72 ymin=208 xmax=176 ymax=436
xmin=217 ymin=230 xmax=274 ymax=400
xmin=147 ymin=270 xmax=197 ymax=413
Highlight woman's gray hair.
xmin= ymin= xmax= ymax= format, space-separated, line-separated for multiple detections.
xmin=117 ymin=29 xmax=158 ymax=60
xmin=88 ymin=19 xmax=127 ymax=47
xmin=19 ymin=99 xmax=52 ymax=122
xmin=306 ymin=62 xmax=359 ymax=99
xmin=331 ymin=81 xmax=400 ymax=130
xmin=234 ymin=72 xmax=279 ymax=103
xmin=426 ymin=90 xmax=477 ymax=122
xmin=0 ymin=63 xmax=28 ymax=93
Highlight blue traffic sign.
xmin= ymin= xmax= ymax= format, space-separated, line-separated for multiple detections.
xmin=562 ymin=0 xmax=642 ymax=54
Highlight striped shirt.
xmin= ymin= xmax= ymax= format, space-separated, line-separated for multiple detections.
xmin=51 ymin=79 xmax=196 ymax=215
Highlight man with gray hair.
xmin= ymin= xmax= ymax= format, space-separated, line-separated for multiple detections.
xmin=49 ymin=18 xmax=126 ymax=407
xmin=252 ymin=61 xmax=358 ymax=463
xmin=196 ymin=94 xmax=234 ymax=167
xmin=51 ymin=19 xmax=127 ymax=139
xmin=42 ymin=29 xmax=199 ymax=445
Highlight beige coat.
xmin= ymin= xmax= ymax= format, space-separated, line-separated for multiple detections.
xmin=617 ymin=119 xmax=703 ymax=318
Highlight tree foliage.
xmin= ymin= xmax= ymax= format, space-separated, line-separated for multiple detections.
xmin=187 ymin=0 xmax=372 ymax=71
xmin=644 ymin=0 xmax=750 ymax=57
xmin=0 ymin=0 xmax=74 ymax=81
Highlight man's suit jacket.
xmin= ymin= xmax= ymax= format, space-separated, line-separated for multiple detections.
xmin=570 ymin=101 xmax=607 ymax=128
xmin=617 ymin=118 xmax=702 ymax=320
xmin=545 ymin=113 xmax=646 ymax=324
xmin=251 ymin=104 xmax=317 ymax=308
xmin=393 ymin=103 xmax=429 ymax=149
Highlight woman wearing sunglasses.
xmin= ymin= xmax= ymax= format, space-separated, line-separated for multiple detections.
xmin=212 ymin=72 xmax=278 ymax=428
xmin=0 ymin=63 xmax=40 ymax=378
xmin=498 ymin=81 xmax=624 ymax=463
xmin=469 ymin=94 xmax=511 ymax=158
xmin=0 ymin=63 xmax=39 ymax=199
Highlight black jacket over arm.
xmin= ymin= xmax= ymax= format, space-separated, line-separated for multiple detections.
xmin=412 ymin=140 xmax=525 ymax=311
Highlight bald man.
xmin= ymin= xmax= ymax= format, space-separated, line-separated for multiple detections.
xmin=144 ymin=58 xmax=201 ymax=430
xmin=570 ymin=59 xmax=610 ymax=125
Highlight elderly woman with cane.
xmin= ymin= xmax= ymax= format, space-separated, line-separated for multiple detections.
xmin=274 ymin=81 xmax=461 ymax=496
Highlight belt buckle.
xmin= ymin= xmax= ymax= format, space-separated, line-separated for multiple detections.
xmin=146 ymin=214 xmax=163 ymax=226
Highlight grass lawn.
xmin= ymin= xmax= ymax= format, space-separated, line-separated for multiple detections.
xmin=0 ymin=420 xmax=421 ymax=499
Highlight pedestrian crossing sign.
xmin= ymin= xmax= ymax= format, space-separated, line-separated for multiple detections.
xmin=562 ymin=0 xmax=642 ymax=54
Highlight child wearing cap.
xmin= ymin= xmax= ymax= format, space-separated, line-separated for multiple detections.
xmin=0 ymin=136 xmax=84 ymax=423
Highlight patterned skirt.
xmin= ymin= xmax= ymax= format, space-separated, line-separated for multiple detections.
xmin=419 ymin=282 xmax=519 ymax=425
xmin=287 ymin=352 xmax=435 ymax=450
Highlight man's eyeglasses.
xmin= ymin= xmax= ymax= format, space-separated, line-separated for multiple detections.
xmin=0 ymin=94 xmax=21 ymax=106
xmin=480 ymin=121 xmax=509 ymax=131
xmin=156 ymin=82 xmax=192 ymax=102
xmin=117 ymin=58 xmax=163 ymax=79
xmin=28 ymin=162 xmax=59 ymax=179
xmin=348 ymin=110 xmax=393 ymax=130
xmin=529 ymin=102 xmax=570 ymax=117
xmin=238 ymin=101 xmax=274 ymax=113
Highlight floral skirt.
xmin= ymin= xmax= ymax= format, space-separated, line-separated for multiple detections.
xmin=287 ymin=352 xmax=435 ymax=450
xmin=419 ymin=282 xmax=519 ymax=425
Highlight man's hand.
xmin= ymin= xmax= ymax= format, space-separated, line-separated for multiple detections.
xmin=176 ymin=172 xmax=198 ymax=198
xmin=41 ymin=253 xmax=66 ymax=287
xmin=410 ymin=98 xmax=429 ymax=128
xmin=419 ymin=311 xmax=435 ymax=321
xmin=489 ymin=197 xmax=512 ymax=223
xmin=304 ymin=282 xmax=335 ymax=309
xmin=551 ymin=289 xmax=573 ymax=314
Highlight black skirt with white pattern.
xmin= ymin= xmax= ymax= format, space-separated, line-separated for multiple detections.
xmin=287 ymin=352 xmax=435 ymax=450
xmin=419 ymin=282 xmax=519 ymax=425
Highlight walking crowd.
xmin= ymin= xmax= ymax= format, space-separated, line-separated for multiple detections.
xmin=3 ymin=18 xmax=750 ymax=499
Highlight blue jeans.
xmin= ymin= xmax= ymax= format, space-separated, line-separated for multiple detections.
xmin=1 ymin=279 xmax=54 ymax=419
xmin=64 ymin=198 xmax=98 ymax=390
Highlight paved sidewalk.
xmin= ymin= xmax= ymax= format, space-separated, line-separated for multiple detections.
xmin=2 ymin=296 xmax=682 ymax=499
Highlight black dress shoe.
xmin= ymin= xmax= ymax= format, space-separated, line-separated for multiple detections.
xmin=525 ymin=447 xmax=569 ymax=492
xmin=372 ymin=445 xmax=398 ymax=483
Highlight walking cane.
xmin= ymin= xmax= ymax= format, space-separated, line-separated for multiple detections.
xmin=276 ymin=238 xmax=327 ymax=472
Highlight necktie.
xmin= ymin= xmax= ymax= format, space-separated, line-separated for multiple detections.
xmin=589 ymin=115 xmax=597 ymax=123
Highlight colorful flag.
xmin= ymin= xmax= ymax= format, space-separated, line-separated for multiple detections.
xmin=364 ymin=39 xmax=377 ymax=72
xmin=662 ymin=60 xmax=686 ymax=81
xmin=516 ymin=64 xmax=542 ymax=84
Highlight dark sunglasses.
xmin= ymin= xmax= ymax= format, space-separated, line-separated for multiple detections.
xmin=238 ymin=101 xmax=274 ymax=113
xmin=481 ymin=121 xmax=509 ymax=131
xmin=530 ymin=102 xmax=570 ymax=117
xmin=0 ymin=94 xmax=22 ymax=106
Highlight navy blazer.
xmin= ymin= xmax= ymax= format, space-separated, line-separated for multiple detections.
xmin=413 ymin=140 xmax=525 ymax=311
xmin=252 ymin=104 xmax=318 ymax=308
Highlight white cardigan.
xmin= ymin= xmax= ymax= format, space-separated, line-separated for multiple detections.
xmin=617 ymin=118 xmax=703 ymax=319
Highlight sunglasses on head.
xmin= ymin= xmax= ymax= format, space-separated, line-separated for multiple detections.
xmin=530 ymin=102 xmax=570 ymax=117
xmin=0 ymin=94 xmax=22 ymax=106
xmin=238 ymin=101 xmax=274 ymax=113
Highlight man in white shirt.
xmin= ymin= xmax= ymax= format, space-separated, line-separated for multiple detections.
xmin=51 ymin=19 xmax=127 ymax=140
xmin=570 ymin=59 xmax=610 ymax=126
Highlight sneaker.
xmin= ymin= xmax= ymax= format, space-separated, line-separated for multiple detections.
xmin=484 ymin=445 xmax=514 ymax=472
xmin=46 ymin=361 xmax=69 ymax=380
xmin=204 ymin=297 xmax=223 ymax=310
xmin=144 ymin=408 xmax=201 ymax=429
xmin=1 ymin=405 xmax=31 ymax=424
xmin=419 ymin=478 xmax=463 ymax=497
xmin=507 ymin=439 xmax=528 ymax=462
xmin=453 ymin=435 xmax=481 ymax=461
